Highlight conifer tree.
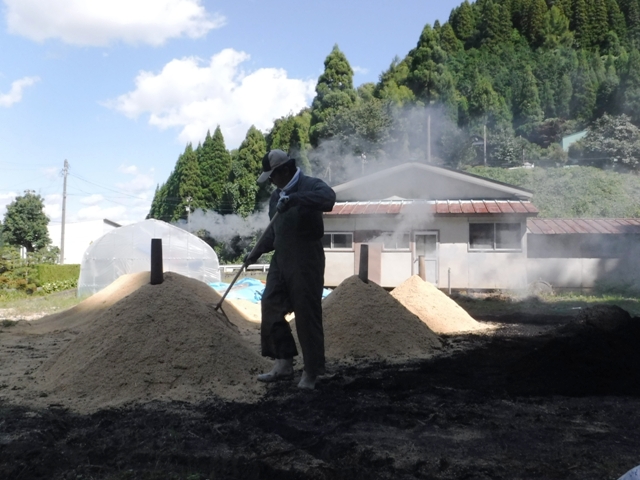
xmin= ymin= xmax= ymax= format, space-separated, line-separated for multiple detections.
xmin=542 ymin=6 xmax=574 ymax=49
xmin=439 ymin=22 xmax=463 ymax=55
xmin=175 ymin=144 xmax=203 ymax=221
xmin=479 ymin=0 xmax=513 ymax=48
xmin=517 ymin=64 xmax=544 ymax=126
xmin=309 ymin=45 xmax=357 ymax=147
xmin=449 ymin=0 xmax=476 ymax=47
xmin=621 ymin=48 xmax=640 ymax=123
xmin=523 ymin=0 xmax=548 ymax=46
xmin=556 ymin=73 xmax=574 ymax=118
xmin=595 ymin=64 xmax=621 ymax=116
xmin=407 ymin=24 xmax=456 ymax=109
xmin=570 ymin=52 xmax=597 ymax=120
xmin=606 ymin=0 xmax=627 ymax=43
xmin=589 ymin=0 xmax=609 ymax=48
xmin=375 ymin=57 xmax=415 ymax=106
xmin=571 ymin=0 xmax=591 ymax=48
xmin=227 ymin=126 xmax=267 ymax=217
xmin=199 ymin=126 xmax=231 ymax=212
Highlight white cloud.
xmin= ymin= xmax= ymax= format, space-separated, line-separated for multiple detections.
xmin=80 ymin=194 xmax=105 ymax=206
xmin=4 ymin=0 xmax=225 ymax=46
xmin=106 ymin=49 xmax=316 ymax=148
xmin=0 ymin=76 xmax=39 ymax=107
xmin=43 ymin=193 xmax=62 ymax=221
xmin=0 ymin=192 xmax=17 ymax=218
xmin=352 ymin=66 xmax=369 ymax=75
xmin=116 ymin=165 xmax=155 ymax=196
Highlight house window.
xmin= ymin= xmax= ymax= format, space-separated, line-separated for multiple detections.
xmin=380 ymin=232 xmax=410 ymax=251
xmin=469 ymin=223 xmax=521 ymax=251
xmin=322 ymin=232 xmax=353 ymax=250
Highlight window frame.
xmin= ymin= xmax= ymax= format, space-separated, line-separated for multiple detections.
xmin=468 ymin=222 xmax=522 ymax=252
xmin=322 ymin=232 xmax=354 ymax=251
xmin=379 ymin=231 xmax=411 ymax=252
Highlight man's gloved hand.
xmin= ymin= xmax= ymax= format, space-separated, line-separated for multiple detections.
xmin=276 ymin=194 xmax=291 ymax=213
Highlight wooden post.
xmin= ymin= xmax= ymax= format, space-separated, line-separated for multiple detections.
xmin=418 ymin=255 xmax=426 ymax=281
xmin=150 ymin=238 xmax=163 ymax=285
xmin=358 ymin=244 xmax=369 ymax=283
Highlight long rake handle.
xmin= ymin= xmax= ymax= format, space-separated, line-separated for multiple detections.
xmin=214 ymin=211 xmax=279 ymax=311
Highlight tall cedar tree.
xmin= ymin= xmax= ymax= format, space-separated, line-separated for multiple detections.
xmin=309 ymin=45 xmax=357 ymax=147
xmin=227 ymin=126 xmax=267 ymax=217
xmin=606 ymin=0 xmax=627 ymax=43
xmin=199 ymin=126 xmax=232 ymax=212
xmin=621 ymin=48 xmax=640 ymax=123
xmin=517 ymin=64 xmax=544 ymax=126
xmin=407 ymin=24 xmax=457 ymax=110
xmin=571 ymin=52 xmax=597 ymax=120
xmin=176 ymin=144 xmax=204 ymax=221
xmin=479 ymin=0 xmax=513 ymax=49
xmin=524 ymin=0 xmax=548 ymax=46
xmin=2 ymin=191 xmax=51 ymax=252
xmin=449 ymin=0 xmax=476 ymax=48
xmin=570 ymin=0 xmax=591 ymax=49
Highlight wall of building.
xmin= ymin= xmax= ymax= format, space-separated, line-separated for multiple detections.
xmin=48 ymin=220 xmax=117 ymax=265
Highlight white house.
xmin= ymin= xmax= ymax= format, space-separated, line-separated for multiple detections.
xmin=322 ymin=162 xmax=538 ymax=289
xmin=321 ymin=162 xmax=640 ymax=292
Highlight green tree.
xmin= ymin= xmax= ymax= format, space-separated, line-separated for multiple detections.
xmin=556 ymin=73 xmax=574 ymax=117
xmin=227 ymin=126 xmax=267 ymax=217
xmin=621 ymin=48 xmax=640 ymax=123
xmin=309 ymin=45 xmax=357 ymax=147
xmin=570 ymin=0 xmax=591 ymax=48
xmin=523 ymin=0 xmax=548 ymax=46
xmin=606 ymin=0 xmax=627 ymax=44
xmin=407 ymin=24 xmax=457 ymax=111
xmin=589 ymin=0 xmax=610 ymax=48
xmin=595 ymin=64 xmax=621 ymax=116
xmin=439 ymin=22 xmax=463 ymax=55
xmin=570 ymin=52 xmax=597 ymax=120
xmin=542 ymin=6 xmax=574 ymax=49
xmin=2 ymin=191 xmax=51 ymax=253
xmin=516 ymin=64 xmax=544 ymax=127
xmin=375 ymin=56 xmax=415 ymax=106
xmin=479 ymin=0 xmax=513 ymax=48
xmin=571 ymin=113 xmax=640 ymax=170
xmin=176 ymin=144 xmax=204 ymax=221
xmin=449 ymin=0 xmax=476 ymax=47
xmin=199 ymin=126 xmax=232 ymax=212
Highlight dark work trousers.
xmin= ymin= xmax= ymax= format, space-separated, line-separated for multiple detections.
xmin=261 ymin=239 xmax=326 ymax=377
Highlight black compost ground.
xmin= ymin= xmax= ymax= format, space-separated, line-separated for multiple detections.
xmin=1 ymin=306 xmax=640 ymax=480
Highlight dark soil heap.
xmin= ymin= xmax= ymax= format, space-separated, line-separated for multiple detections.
xmin=35 ymin=272 xmax=270 ymax=413
xmin=322 ymin=275 xmax=442 ymax=363
xmin=508 ymin=305 xmax=640 ymax=396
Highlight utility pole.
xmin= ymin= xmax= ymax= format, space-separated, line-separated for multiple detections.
xmin=60 ymin=160 xmax=68 ymax=265
xmin=186 ymin=196 xmax=192 ymax=231
xmin=427 ymin=115 xmax=431 ymax=163
xmin=483 ymin=125 xmax=487 ymax=166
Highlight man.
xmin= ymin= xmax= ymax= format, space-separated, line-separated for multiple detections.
xmin=245 ymin=149 xmax=336 ymax=389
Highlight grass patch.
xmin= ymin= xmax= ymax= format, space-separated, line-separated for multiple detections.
xmin=0 ymin=289 xmax=81 ymax=319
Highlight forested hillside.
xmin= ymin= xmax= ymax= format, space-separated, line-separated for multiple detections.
xmin=149 ymin=0 xmax=640 ymax=233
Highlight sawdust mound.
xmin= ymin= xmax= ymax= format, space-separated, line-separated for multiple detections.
xmin=36 ymin=272 xmax=270 ymax=413
xmin=508 ymin=305 xmax=640 ymax=396
xmin=21 ymin=272 xmax=151 ymax=334
xmin=323 ymin=275 xmax=442 ymax=363
xmin=391 ymin=275 xmax=488 ymax=334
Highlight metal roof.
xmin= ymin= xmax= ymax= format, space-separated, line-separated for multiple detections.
xmin=326 ymin=200 xmax=539 ymax=216
xmin=527 ymin=218 xmax=640 ymax=234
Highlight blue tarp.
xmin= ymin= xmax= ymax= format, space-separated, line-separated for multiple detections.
xmin=210 ymin=277 xmax=332 ymax=304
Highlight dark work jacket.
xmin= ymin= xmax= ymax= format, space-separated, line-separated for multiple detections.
xmin=254 ymin=173 xmax=336 ymax=257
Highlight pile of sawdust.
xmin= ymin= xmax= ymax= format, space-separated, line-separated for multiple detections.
xmin=391 ymin=275 xmax=490 ymax=334
xmin=34 ymin=272 xmax=271 ymax=413
xmin=22 ymin=271 xmax=151 ymax=334
xmin=322 ymin=275 xmax=442 ymax=363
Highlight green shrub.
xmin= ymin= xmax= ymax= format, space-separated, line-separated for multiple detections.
xmin=40 ymin=279 xmax=78 ymax=294
xmin=34 ymin=264 xmax=80 ymax=285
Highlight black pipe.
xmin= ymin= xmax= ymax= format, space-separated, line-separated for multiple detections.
xmin=150 ymin=238 xmax=163 ymax=285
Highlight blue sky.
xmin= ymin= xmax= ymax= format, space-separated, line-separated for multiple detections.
xmin=0 ymin=0 xmax=463 ymax=228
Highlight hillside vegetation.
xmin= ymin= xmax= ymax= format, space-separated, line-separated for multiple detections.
xmin=147 ymin=0 xmax=640 ymax=261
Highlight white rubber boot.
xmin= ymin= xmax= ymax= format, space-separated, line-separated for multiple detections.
xmin=257 ymin=358 xmax=293 ymax=383
xmin=297 ymin=371 xmax=317 ymax=390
